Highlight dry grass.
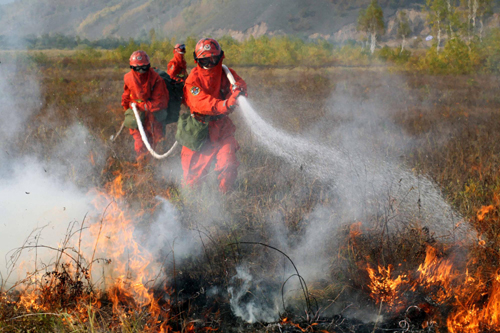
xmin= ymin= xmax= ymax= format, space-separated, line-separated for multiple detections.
xmin=1 ymin=55 xmax=500 ymax=332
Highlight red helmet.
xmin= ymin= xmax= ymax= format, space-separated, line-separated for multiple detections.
xmin=129 ymin=50 xmax=150 ymax=67
xmin=174 ymin=43 xmax=186 ymax=54
xmin=194 ymin=38 xmax=222 ymax=60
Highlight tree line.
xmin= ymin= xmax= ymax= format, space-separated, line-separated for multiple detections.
xmin=357 ymin=0 xmax=495 ymax=54
xmin=6 ymin=0 xmax=499 ymax=74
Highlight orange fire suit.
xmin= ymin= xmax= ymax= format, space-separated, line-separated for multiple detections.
xmin=167 ymin=53 xmax=187 ymax=82
xmin=182 ymin=61 xmax=247 ymax=193
xmin=121 ymin=68 xmax=169 ymax=159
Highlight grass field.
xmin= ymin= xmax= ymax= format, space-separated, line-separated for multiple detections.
xmin=0 ymin=51 xmax=500 ymax=332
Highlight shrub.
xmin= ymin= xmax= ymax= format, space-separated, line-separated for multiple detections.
xmin=414 ymin=38 xmax=481 ymax=74
xmin=480 ymin=28 xmax=500 ymax=73
xmin=377 ymin=46 xmax=411 ymax=64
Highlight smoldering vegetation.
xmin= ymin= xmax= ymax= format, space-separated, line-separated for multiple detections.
xmin=0 ymin=55 xmax=500 ymax=332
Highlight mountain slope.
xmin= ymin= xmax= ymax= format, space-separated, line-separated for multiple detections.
xmin=0 ymin=0 xmax=430 ymax=41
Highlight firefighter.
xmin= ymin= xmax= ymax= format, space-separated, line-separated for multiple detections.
xmin=121 ymin=50 xmax=169 ymax=164
xmin=162 ymin=43 xmax=187 ymax=125
xmin=167 ymin=43 xmax=188 ymax=83
xmin=181 ymin=38 xmax=247 ymax=193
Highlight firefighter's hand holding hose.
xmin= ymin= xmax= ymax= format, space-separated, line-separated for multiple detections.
xmin=222 ymin=64 xmax=246 ymax=112
xmin=226 ymin=87 xmax=246 ymax=112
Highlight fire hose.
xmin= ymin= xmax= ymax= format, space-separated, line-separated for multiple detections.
xmin=120 ymin=65 xmax=238 ymax=160
xmin=130 ymin=102 xmax=179 ymax=159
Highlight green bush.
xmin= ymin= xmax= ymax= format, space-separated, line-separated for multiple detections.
xmin=480 ymin=28 xmax=500 ymax=73
xmin=414 ymin=38 xmax=481 ymax=74
xmin=32 ymin=31 xmax=499 ymax=73
xmin=27 ymin=51 xmax=50 ymax=66
xmin=377 ymin=46 xmax=411 ymax=64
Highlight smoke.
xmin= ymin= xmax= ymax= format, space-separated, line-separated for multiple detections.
xmin=0 ymin=64 xmax=40 ymax=149
xmin=230 ymin=73 xmax=468 ymax=322
xmin=228 ymin=266 xmax=281 ymax=324
xmin=0 ymin=155 xmax=95 ymax=286
xmin=142 ymin=197 xmax=200 ymax=262
xmin=0 ymin=50 xmax=191 ymax=291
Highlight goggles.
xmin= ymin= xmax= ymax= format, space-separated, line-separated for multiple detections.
xmin=130 ymin=64 xmax=150 ymax=72
xmin=176 ymin=44 xmax=186 ymax=53
xmin=197 ymin=56 xmax=221 ymax=68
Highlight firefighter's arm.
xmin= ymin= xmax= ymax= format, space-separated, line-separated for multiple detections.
xmin=167 ymin=59 xmax=180 ymax=79
xmin=229 ymin=69 xmax=248 ymax=97
xmin=184 ymin=83 xmax=230 ymax=116
xmin=121 ymin=83 xmax=132 ymax=110
xmin=144 ymin=77 xmax=169 ymax=112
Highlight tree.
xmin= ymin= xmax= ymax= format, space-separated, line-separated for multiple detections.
xmin=461 ymin=0 xmax=493 ymax=40
xmin=357 ymin=0 xmax=385 ymax=54
xmin=426 ymin=0 xmax=448 ymax=53
xmin=396 ymin=10 xmax=412 ymax=53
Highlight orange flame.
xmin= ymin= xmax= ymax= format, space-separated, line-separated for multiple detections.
xmin=477 ymin=205 xmax=494 ymax=221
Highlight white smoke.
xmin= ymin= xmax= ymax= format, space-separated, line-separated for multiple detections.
xmin=0 ymin=53 xmax=192 ymax=291
xmin=0 ymin=155 xmax=96 ymax=287
xmin=0 ymin=63 xmax=40 ymax=148
xmin=228 ymin=266 xmax=281 ymax=324
xmin=229 ymin=73 xmax=468 ymax=322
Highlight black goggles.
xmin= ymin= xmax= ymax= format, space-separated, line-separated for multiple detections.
xmin=130 ymin=64 xmax=150 ymax=71
xmin=197 ymin=56 xmax=221 ymax=68
xmin=176 ymin=44 xmax=186 ymax=53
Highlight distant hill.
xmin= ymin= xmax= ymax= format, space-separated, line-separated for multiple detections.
xmin=0 ymin=0 xmax=423 ymax=41
xmin=0 ymin=0 xmax=497 ymax=43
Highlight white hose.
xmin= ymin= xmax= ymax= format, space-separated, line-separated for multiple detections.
xmin=222 ymin=64 xmax=236 ymax=85
xmin=132 ymin=66 xmax=237 ymax=159
xmin=223 ymin=64 xmax=245 ymax=104
xmin=131 ymin=103 xmax=179 ymax=159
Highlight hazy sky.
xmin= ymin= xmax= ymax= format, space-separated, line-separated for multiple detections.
xmin=0 ymin=0 xmax=14 ymax=4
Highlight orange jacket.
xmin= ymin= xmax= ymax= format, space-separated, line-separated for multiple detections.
xmin=183 ymin=61 xmax=247 ymax=142
xmin=121 ymin=68 xmax=169 ymax=112
xmin=167 ymin=53 xmax=187 ymax=82
xmin=183 ymin=62 xmax=247 ymax=117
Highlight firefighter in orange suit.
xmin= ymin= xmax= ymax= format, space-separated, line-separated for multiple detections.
xmin=121 ymin=50 xmax=169 ymax=162
xmin=167 ymin=43 xmax=188 ymax=83
xmin=182 ymin=38 xmax=247 ymax=193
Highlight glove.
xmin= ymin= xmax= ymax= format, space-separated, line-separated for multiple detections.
xmin=226 ymin=88 xmax=245 ymax=111
xmin=231 ymin=84 xmax=247 ymax=97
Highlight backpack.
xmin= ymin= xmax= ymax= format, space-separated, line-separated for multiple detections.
xmin=175 ymin=113 xmax=209 ymax=151
xmin=154 ymin=68 xmax=183 ymax=125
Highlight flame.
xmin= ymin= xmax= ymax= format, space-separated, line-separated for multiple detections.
xmin=87 ymin=171 xmax=168 ymax=325
xmin=89 ymin=151 xmax=95 ymax=166
xmin=7 ymin=171 xmax=174 ymax=329
xmin=367 ymin=264 xmax=408 ymax=308
xmin=280 ymin=317 xmax=322 ymax=332
xmin=364 ymin=240 xmax=500 ymax=333
xmin=477 ymin=205 xmax=494 ymax=221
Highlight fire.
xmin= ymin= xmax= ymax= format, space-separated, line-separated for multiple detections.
xmin=87 ymin=171 xmax=169 ymax=326
xmin=364 ymin=240 xmax=500 ymax=333
xmin=413 ymin=245 xmax=456 ymax=304
xmin=280 ymin=317 xmax=324 ymax=332
xmin=477 ymin=205 xmax=494 ymax=221
xmin=446 ymin=270 xmax=500 ymax=333
xmin=366 ymin=264 xmax=408 ymax=308
xmin=4 ymin=171 xmax=176 ymax=330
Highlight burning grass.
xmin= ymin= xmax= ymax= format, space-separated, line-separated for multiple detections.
xmin=1 ymin=54 xmax=500 ymax=332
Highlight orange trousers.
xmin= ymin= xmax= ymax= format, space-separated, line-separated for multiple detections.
xmin=129 ymin=112 xmax=164 ymax=160
xmin=181 ymin=136 xmax=239 ymax=193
